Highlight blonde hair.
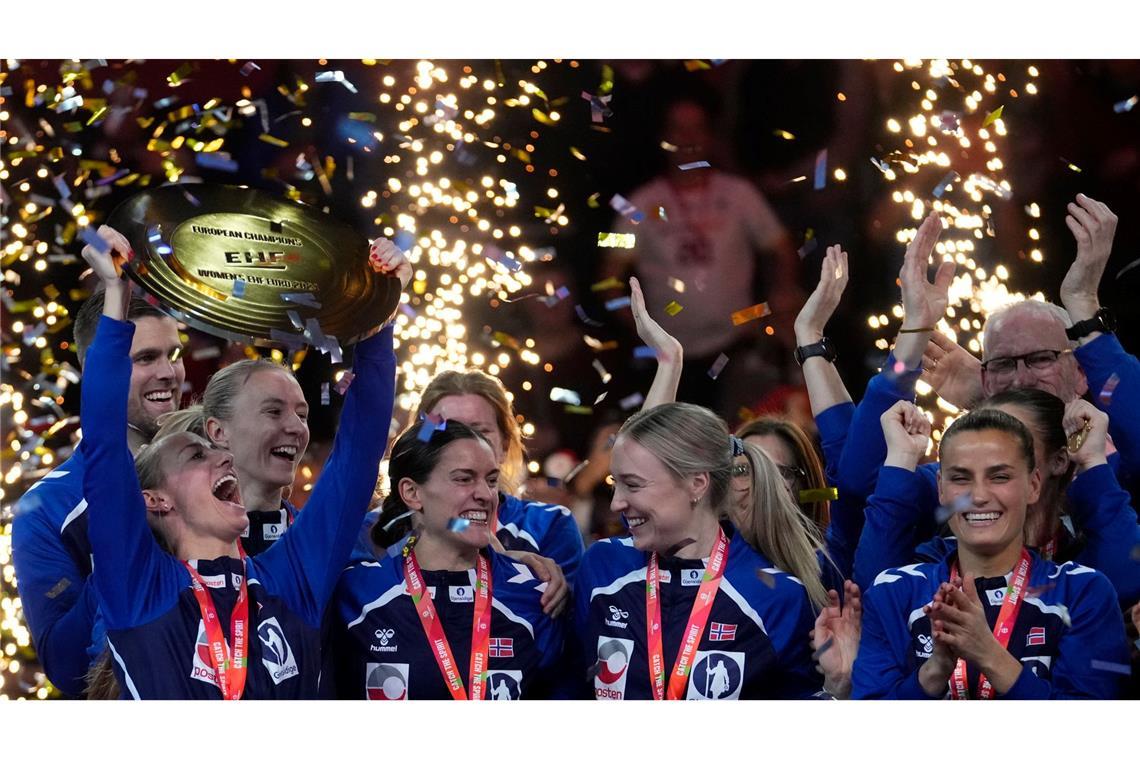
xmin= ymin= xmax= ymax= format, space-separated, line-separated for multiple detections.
xmin=203 ymin=359 xmax=294 ymax=426
xmin=620 ymin=403 xmax=829 ymax=608
xmin=414 ymin=370 xmax=526 ymax=494
xmin=83 ymin=649 xmax=120 ymax=700
xmin=154 ymin=405 xmax=207 ymax=440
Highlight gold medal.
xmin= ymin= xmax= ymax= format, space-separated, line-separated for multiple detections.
xmin=1066 ymin=419 xmax=1092 ymax=453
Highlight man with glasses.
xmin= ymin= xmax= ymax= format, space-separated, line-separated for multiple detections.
xmin=924 ymin=194 xmax=1138 ymax=488
xmin=12 ymin=226 xmax=187 ymax=697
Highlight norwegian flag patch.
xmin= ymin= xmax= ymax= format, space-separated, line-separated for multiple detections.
xmin=489 ymin=637 xmax=514 ymax=658
xmin=709 ymin=622 xmax=737 ymax=642
xmin=1026 ymin=627 xmax=1046 ymax=647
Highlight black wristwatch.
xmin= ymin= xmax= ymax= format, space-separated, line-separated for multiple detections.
xmin=1065 ymin=307 xmax=1114 ymax=341
xmin=794 ymin=337 xmax=837 ymax=366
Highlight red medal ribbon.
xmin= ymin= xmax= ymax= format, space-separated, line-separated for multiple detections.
xmin=948 ymin=548 xmax=1031 ymax=700
xmin=646 ymin=526 xmax=729 ymax=700
xmin=183 ymin=551 xmax=250 ymax=700
xmin=405 ymin=547 xmax=493 ymax=700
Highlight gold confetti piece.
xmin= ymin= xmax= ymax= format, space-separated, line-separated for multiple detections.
xmin=684 ymin=60 xmax=711 ymax=72
xmin=258 ymin=134 xmax=289 ymax=148
xmin=348 ymin=112 xmax=377 ymax=122
xmin=664 ymin=300 xmax=683 ymax=316
xmin=668 ymin=277 xmax=685 ymax=293
xmin=167 ymin=105 xmax=196 ymax=122
xmin=584 ymin=335 xmax=619 ymax=352
xmin=166 ymin=62 xmax=193 ymax=87
xmin=591 ymin=276 xmax=623 ymax=291
xmin=514 ymin=149 xmax=532 ymax=164
xmin=731 ymin=302 xmax=771 ymax=326
xmin=532 ymin=108 xmax=556 ymax=126
xmin=491 ymin=331 xmax=522 ymax=351
xmin=570 ymin=146 xmax=587 ymax=161
xmin=564 ymin=405 xmax=593 ymax=415
xmin=798 ymin=487 xmax=839 ymax=503
xmin=773 ymin=129 xmax=796 ymax=140
xmin=587 ymin=193 xmax=601 ymax=208
xmin=85 ymin=105 xmax=107 ymax=126
xmin=982 ymin=104 xmax=1003 ymax=127
xmin=597 ymin=232 xmax=635 ymax=249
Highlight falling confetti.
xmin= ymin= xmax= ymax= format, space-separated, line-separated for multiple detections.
xmin=605 ymin=296 xmax=631 ymax=311
xmin=597 ymin=232 xmax=636 ymax=249
xmin=619 ymin=393 xmax=645 ymax=411
xmin=550 ymin=387 xmax=582 ymax=406
xmin=418 ymin=412 xmax=447 ymax=442
xmin=932 ymin=170 xmax=959 ymax=198
xmin=664 ymin=300 xmax=683 ymax=316
xmin=731 ymin=303 xmax=771 ymax=326
xmin=1113 ymin=95 xmax=1137 ymax=114
xmin=707 ymin=353 xmax=730 ymax=380
xmin=982 ymin=104 xmax=1004 ymax=127
xmin=592 ymin=359 xmax=612 ymax=384
xmin=797 ymin=228 xmax=818 ymax=259
xmin=934 ymin=492 xmax=974 ymax=523
xmin=798 ymin=487 xmax=838 ymax=503
xmin=315 ymin=70 xmax=358 ymax=93
xmin=447 ymin=517 xmax=471 ymax=533
xmin=813 ymin=149 xmax=828 ymax=190
xmin=591 ymin=277 xmax=624 ymax=292
xmin=609 ymin=194 xmax=645 ymax=223
xmin=575 ymin=305 xmax=605 ymax=327
xmin=678 ymin=161 xmax=711 ymax=171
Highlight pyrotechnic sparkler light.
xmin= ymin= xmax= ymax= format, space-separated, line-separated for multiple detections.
xmin=869 ymin=59 xmax=1046 ymax=446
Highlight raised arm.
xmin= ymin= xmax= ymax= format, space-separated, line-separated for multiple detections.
xmin=835 ymin=213 xmax=950 ymax=502
xmin=1063 ymin=399 xmax=1140 ymax=607
xmin=79 ymin=227 xmax=181 ymax=628
xmin=794 ymin=245 xmax=853 ymax=417
xmin=631 ymin=276 xmax=683 ymax=410
xmin=851 ymin=401 xmax=936 ymax=590
xmin=255 ymin=239 xmax=404 ymax=626
xmin=1060 ymin=193 xmax=1117 ymax=341
xmin=1061 ymin=194 xmax=1140 ymax=481
xmin=894 ymin=211 xmax=953 ymax=369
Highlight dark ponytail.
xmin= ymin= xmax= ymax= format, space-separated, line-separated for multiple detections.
xmin=370 ymin=419 xmax=489 ymax=549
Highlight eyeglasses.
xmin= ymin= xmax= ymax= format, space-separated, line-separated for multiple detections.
xmin=776 ymin=464 xmax=806 ymax=485
xmin=981 ymin=349 xmax=1072 ymax=377
xmin=733 ymin=462 xmax=804 ymax=484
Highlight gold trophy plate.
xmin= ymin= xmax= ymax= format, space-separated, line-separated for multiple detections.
xmin=107 ymin=183 xmax=400 ymax=351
